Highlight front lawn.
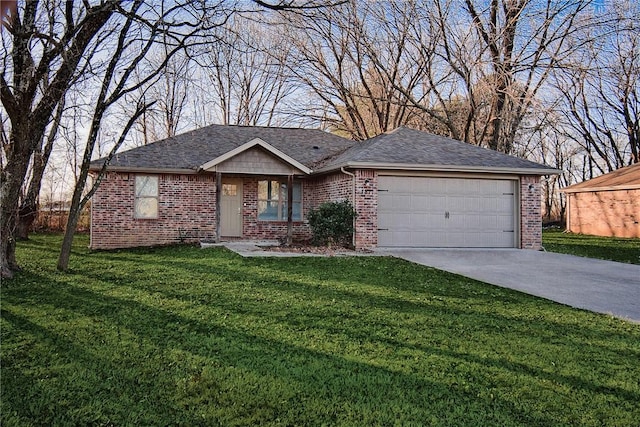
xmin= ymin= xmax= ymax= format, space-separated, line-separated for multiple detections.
xmin=2 ymin=234 xmax=639 ymax=426
xmin=543 ymin=229 xmax=640 ymax=264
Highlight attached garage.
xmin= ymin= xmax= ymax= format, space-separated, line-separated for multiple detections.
xmin=377 ymin=176 xmax=518 ymax=248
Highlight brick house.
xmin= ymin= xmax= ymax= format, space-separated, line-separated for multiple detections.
xmin=89 ymin=125 xmax=557 ymax=250
xmin=562 ymin=162 xmax=640 ymax=238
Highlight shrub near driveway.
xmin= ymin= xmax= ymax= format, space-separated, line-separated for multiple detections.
xmin=2 ymin=234 xmax=640 ymax=426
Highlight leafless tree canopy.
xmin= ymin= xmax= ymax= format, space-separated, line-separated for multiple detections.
xmin=1 ymin=0 xmax=638 ymax=276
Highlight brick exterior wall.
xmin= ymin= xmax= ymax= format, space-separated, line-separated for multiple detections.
xmin=353 ymin=170 xmax=377 ymax=249
xmin=567 ymin=189 xmax=640 ymax=238
xmin=304 ymin=170 xmax=377 ymax=250
xmin=307 ymin=172 xmax=353 ymax=206
xmin=520 ymin=175 xmax=542 ymax=250
xmin=91 ymin=170 xmax=545 ymax=251
xmin=90 ymin=172 xmax=216 ymax=249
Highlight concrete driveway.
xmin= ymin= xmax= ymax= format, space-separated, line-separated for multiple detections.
xmin=381 ymin=249 xmax=640 ymax=323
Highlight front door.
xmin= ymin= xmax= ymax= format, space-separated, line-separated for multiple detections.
xmin=221 ymin=178 xmax=243 ymax=237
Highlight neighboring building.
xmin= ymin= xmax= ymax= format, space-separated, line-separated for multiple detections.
xmin=562 ymin=163 xmax=640 ymax=238
xmin=89 ymin=125 xmax=558 ymax=250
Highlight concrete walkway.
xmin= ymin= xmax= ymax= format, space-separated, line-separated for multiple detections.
xmin=380 ymin=248 xmax=640 ymax=323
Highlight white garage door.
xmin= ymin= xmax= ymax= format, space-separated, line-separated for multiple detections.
xmin=378 ymin=176 xmax=516 ymax=248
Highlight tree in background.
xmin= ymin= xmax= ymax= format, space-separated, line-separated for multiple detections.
xmin=552 ymin=0 xmax=639 ymax=174
xmin=1 ymin=1 xmax=120 ymax=277
xmin=280 ymin=0 xmax=434 ymax=140
xmin=1 ymin=0 xmax=338 ymax=277
xmin=192 ymin=15 xmax=298 ymax=127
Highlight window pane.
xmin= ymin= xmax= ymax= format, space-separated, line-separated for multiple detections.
xmin=136 ymin=176 xmax=158 ymax=197
xmin=280 ymin=182 xmax=301 ymax=201
xmin=293 ymin=201 xmax=302 ymax=220
xmin=135 ymin=198 xmax=158 ymax=219
xmin=270 ymin=181 xmax=280 ymax=201
xmin=258 ymin=200 xmax=279 ymax=220
xmin=222 ymin=184 xmax=237 ymax=196
xmin=258 ymin=181 xmax=268 ymax=200
xmin=292 ymin=182 xmax=302 ymax=201
xmin=281 ymin=202 xmax=302 ymax=221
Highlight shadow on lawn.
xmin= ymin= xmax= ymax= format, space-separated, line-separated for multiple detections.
xmin=2 ymin=273 xmax=573 ymax=426
xmin=140 ymin=259 xmax=640 ymax=399
xmin=5 ymin=240 xmax=640 ymax=425
xmin=78 ymin=247 xmax=640 ymax=370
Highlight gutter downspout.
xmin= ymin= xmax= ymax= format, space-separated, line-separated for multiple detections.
xmin=341 ymin=167 xmax=356 ymax=248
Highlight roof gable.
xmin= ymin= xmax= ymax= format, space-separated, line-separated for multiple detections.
xmin=200 ymin=138 xmax=311 ymax=174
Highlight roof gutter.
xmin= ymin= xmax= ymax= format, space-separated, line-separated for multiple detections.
xmin=88 ymin=165 xmax=199 ymax=175
xmin=315 ymin=162 xmax=560 ymax=176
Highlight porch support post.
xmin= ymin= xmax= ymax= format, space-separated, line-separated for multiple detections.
xmin=215 ymin=171 xmax=222 ymax=243
xmin=286 ymin=173 xmax=293 ymax=246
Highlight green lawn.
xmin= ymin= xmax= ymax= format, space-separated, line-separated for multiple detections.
xmin=2 ymin=234 xmax=639 ymax=426
xmin=543 ymin=229 xmax=640 ymax=264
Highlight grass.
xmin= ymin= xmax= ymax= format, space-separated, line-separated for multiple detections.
xmin=543 ymin=228 xmax=640 ymax=264
xmin=2 ymin=234 xmax=639 ymax=426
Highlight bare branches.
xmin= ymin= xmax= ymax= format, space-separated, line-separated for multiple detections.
xmin=551 ymin=0 xmax=639 ymax=171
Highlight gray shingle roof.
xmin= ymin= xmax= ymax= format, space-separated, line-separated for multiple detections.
xmin=319 ymin=127 xmax=555 ymax=172
xmin=91 ymin=124 xmax=355 ymax=171
xmin=92 ymin=125 xmax=556 ymax=175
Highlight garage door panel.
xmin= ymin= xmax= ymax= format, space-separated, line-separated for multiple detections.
xmin=382 ymin=212 xmax=412 ymax=229
xmin=464 ymin=197 xmax=481 ymax=211
xmin=378 ymin=176 xmax=516 ymax=248
xmin=411 ymin=195 xmax=429 ymax=210
xmin=429 ymin=196 xmax=446 ymax=211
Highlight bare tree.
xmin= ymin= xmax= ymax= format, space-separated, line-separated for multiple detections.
xmin=56 ymin=0 xmax=232 ymax=271
xmin=552 ymin=1 xmax=639 ymax=173
xmin=192 ymin=16 xmax=298 ymax=127
xmin=15 ymin=100 xmax=64 ymax=240
xmin=427 ymin=0 xmax=595 ymax=153
xmin=132 ymin=44 xmax=193 ymax=145
xmin=1 ymin=1 xmax=120 ymax=277
xmin=2 ymin=0 xmax=327 ymax=277
xmin=280 ymin=0 xmax=436 ymax=140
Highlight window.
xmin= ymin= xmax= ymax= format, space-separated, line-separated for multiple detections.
xmin=135 ymin=175 xmax=158 ymax=219
xmin=222 ymin=184 xmax=237 ymax=196
xmin=258 ymin=180 xmax=302 ymax=221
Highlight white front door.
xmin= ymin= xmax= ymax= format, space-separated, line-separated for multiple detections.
xmin=221 ymin=178 xmax=243 ymax=237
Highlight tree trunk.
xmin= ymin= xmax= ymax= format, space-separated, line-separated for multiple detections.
xmin=16 ymin=200 xmax=37 ymax=240
xmin=16 ymin=100 xmax=64 ymax=241
xmin=57 ymin=208 xmax=81 ymax=272
xmin=1 ymin=124 xmax=35 ymax=278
